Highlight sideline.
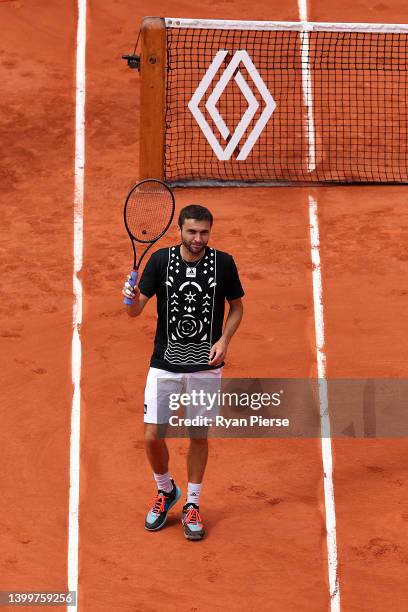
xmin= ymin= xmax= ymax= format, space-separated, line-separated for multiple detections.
xmin=298 ymin=0 xmax=341 ymax=608
xmin=68 ymin=0 xmax=86 ymax=609
xmin=309 ymin=196 xmax=340 ymax=610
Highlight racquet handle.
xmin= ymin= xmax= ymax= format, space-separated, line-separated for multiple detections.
xmin=123 ymin=269 xmax=138 ymax=305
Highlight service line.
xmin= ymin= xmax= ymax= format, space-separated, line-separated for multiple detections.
xmin=68 ymin=0 xmax=87 ymax=610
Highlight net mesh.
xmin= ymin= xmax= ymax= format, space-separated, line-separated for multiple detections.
xmin=164 ymin=26 xmax=408 ymax=184
xmin=125 ymin=181 xmax=174 ymax=242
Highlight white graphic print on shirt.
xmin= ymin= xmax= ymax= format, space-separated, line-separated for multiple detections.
xmin=164 ymin=246 xmax=216 ymax=364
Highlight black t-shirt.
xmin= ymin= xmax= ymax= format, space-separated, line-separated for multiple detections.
xmin=138 ymin=245 xmax=244 ymax=373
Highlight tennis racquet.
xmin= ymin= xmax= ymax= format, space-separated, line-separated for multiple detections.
xmin=123 ymin=179 xmax=175 ymax=305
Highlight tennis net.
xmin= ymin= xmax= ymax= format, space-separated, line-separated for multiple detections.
xmin=138 ymin=18 xmax=408 ymax=185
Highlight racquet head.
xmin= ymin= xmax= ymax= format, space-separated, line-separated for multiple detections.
xmin=124 ymin=179 xmax=175 ymax=246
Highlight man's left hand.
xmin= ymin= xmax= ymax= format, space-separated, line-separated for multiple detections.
xmin=208 ymin=337 xmax=228 ymax=366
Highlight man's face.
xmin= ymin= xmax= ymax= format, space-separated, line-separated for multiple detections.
xmin=178 ymin=218 xmax=211 ymax=256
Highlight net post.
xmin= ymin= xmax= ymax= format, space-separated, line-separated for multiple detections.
xmin=139 ymin=17 xmax=166 ymax=180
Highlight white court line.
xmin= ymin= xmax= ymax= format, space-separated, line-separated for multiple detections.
xmin=309 ymin=197 xmax=340 ymax=611
xmin=297 ymin=0 xmax=341 ymax=609
xmin=68 ymin=0 xmax=86 ymax=610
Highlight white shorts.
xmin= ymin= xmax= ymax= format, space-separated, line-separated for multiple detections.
xmin=144 ymin=366 xmax=223 ymax=424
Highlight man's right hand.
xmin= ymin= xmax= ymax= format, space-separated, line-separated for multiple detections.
xmin=122 ymin=275 xmax=140 ymax=302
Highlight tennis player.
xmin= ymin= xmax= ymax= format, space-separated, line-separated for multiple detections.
xmin=122 ymin=204 xmax=244 ymax=540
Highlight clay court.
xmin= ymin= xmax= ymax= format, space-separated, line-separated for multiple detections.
xmin=1 ymin=0 xmax=408 ymax=610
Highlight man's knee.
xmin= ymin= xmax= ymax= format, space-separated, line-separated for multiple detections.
xmin=144 ymin=423 xmax=165 ymax=444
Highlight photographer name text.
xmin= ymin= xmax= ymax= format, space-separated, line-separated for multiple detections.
xmin=169 ymin=415 xmax=290 ymax=428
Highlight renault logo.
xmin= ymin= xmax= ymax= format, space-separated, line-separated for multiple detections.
xmin=188 ymin=50 xmax=276 ymax=161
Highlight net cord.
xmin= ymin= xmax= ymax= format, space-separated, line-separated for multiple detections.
xmin=165 ymin=18 xmax=408 ymax=33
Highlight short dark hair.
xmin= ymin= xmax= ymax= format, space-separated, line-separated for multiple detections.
xmin=178 ymin=204 xmax=213 ymax=228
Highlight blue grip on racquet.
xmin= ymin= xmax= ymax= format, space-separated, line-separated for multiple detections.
xmin=123 ymin=269 xmax=138 ymax=305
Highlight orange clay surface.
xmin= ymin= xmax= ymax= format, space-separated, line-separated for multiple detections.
xmin=1 ymin=0 xmax=408 ymax=611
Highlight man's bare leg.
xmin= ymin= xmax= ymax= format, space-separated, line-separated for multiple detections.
xmin=144 ymin=423 xmax=169 ymax=474
xmin=187 ymin=438 xmax=208 ymax=483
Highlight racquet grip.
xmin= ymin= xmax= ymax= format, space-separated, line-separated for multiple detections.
xmin=123 ymin=269 xmax=138 ymax=305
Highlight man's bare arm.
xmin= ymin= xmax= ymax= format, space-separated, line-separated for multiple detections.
xmin=122 ymin=280 xmax=150 ymax=317
xmin=221 ymin=297 xmax=244 ymax=342
xmin=208 ymin=298 xmax=243 ymax=365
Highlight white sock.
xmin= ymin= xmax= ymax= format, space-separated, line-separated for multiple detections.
xmin=153 ymin=471 xmax=173 ymax=493
xmin=186 ymin=482 xmax=202 ymax=506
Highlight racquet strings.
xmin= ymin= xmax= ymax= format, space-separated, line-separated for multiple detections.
xmin=126 ymin=181 xmax=174 ymax=242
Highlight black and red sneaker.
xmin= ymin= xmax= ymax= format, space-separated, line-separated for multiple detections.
xmin=145 ymin=480 xmax=181 ymax=531
xmin=181 ymin=503 xmax=205 ymax=540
